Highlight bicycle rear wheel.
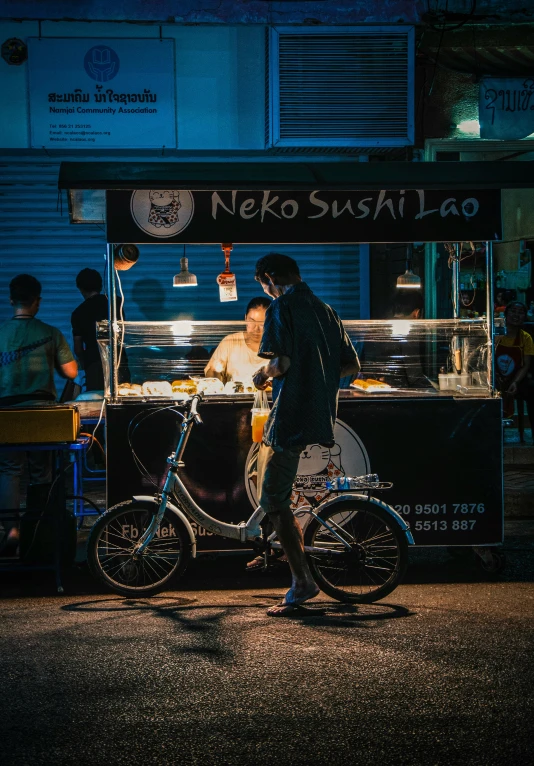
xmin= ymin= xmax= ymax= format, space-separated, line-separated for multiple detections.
xmin=87 ymin=501 xmax=192 ymax=597
xmin=304 ymin=501 xmax=408 ymax=603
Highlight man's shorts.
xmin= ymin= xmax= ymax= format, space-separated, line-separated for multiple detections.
xmin=257 ymin=443 xmax=303 ymax=516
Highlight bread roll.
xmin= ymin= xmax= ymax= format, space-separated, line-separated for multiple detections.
xmin=172 ymin=379 xmax=197 ymax=394
xmin=142 ymin=381 xmax=173 ymax=397
xmin=196 ymin=378 xmax=224 ymax=395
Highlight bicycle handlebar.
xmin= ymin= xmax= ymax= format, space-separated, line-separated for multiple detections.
xmin=189 ymin=393 xmax=203 ymax=425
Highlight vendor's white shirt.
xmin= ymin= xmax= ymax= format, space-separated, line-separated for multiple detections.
xmin=204 ymin=332 xmax=263 ymax=383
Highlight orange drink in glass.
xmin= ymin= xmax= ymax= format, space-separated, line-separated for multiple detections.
xmin=251 ymin=410 xmax=269 ymax=443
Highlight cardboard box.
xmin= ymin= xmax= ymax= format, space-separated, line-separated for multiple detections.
xmin=0 ymin=404 xmax=80 ymax=444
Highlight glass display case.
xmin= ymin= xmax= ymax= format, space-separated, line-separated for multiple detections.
xmin=97 ymin=318 xmax=492 ymax=401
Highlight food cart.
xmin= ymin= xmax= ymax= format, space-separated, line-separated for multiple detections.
xmin=59 ymin=161 xmax=531 ymax=568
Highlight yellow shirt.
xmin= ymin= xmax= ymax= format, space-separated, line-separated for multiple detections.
xmin=204 ymin=332 xmax=263 ymax=383
xmin=496 ymin=329 xmax=534 ymax=356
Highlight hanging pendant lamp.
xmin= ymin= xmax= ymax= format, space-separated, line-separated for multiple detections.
xmin=396 ymin=244 xmax=421 ymax=290
xmin=173 ymin=245 xmax=197 ymax=287
xmin=396 ymin=269 xmax=422 ymax=289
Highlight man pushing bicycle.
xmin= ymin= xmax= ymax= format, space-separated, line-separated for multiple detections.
xmin=252 ymin=254 xmax=361 ymax=617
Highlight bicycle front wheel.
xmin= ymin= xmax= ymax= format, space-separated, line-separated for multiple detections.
xmin=87 ymin=501 xmax=192 ymax=597
xmin=304 ymin=501 xmax=408 ymax=603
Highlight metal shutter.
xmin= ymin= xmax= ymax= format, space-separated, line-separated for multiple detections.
xmin=268 ymin=26 xmax=414 ymax=148
xmin=0 ymin=158 xmax=361 ymax=335
xmin=0 ymin=158 xmax=108 ymax=345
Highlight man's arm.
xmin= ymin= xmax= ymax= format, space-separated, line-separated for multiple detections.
xmin=340 ymin=358 xmax=361 ymax=378
xmin=204 ymin=339 xmax=228 ymax=382
xmin=339 ymin=319 xmax=360 ymax=379
xmin=54 ymin=328 xmax=78 ymax=381
xmin=508 ymin=333 xmax=534 ymax=394
xmin=254 ymin=301 xmax=293 ymax=390
xmin=253 ymin=355 xmax=291 ymax=390
xmin=507 ymin=356 xmax=530 ymax=395
xmin=59 ymin=360 xmax=78 ymax=380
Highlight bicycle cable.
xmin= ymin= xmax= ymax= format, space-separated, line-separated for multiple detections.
xmin=127 ymin=403 xmax=186 ymax=489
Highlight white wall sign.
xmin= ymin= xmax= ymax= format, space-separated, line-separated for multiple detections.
xmin=480 ymin=77 xmax=534 ymax=140
xmin=28 ymin=38 xmax=176 ymax=149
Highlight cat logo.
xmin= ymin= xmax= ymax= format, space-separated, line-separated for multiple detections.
xmin=130 ymin=189 xmax=195 ymax=238
xmin=245 ymin=418 xmax=370 ymax=525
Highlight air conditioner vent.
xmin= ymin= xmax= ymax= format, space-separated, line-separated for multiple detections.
xmin=268 ymin=27 xmax=414 ymax=148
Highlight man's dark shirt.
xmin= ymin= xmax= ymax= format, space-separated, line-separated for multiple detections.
xmin=258 ymin=282 xmax=358 ymax=451
xmin=71 ymin=293 xmax=110 ymax=367
xmin=71 ymin=294 xmax=128 ymax=391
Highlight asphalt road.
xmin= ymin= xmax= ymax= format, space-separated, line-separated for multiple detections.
xmin=1 ymin=522 xmax=533 ymax=766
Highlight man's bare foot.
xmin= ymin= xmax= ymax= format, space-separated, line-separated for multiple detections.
xmin=266 ymin=582 xmax=320 ymax=617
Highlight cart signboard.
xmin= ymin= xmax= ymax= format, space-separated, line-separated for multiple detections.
xmin=106 ymin=188 xmax=502 ymax=244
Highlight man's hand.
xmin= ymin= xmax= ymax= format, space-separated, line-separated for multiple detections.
xmin=253 ymin=355 xmax=291 ymax=389
xmin=253 ymin=367 xmax=270 ymax=390
xmin=340 ymin=359 xmax=361 ymax=378
xmin=507 ymin=381 xmax=518 ymax=396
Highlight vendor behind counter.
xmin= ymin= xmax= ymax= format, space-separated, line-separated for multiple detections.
xmin=204 ymin=297 xmax=271 ymax=383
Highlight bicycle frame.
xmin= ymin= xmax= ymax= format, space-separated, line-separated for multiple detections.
xmin=135 ymin=396 xmax=265 ymax=554
xmin=134 ymin=395 xmax=413 ymax=556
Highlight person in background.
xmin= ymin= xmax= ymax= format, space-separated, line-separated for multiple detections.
xmin=0 ymin=274 xmax=77 ymax=551
xmin=205 ymin=297 xmax=271 ymax=384
xmin=495 ymin=301 xmax=534 ymax=440
xmin=252 ymin=253 xmax=360 ymax=617
xmin=72 ymin=268 xmax=126 ymax=392
xmin=390 ymin=290 xmax=423 ymax=320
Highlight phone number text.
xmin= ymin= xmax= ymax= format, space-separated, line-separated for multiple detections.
xmin=394 ymin=503 xmax=486 ymax=515
xmin=412 ymin=519 xmax=477 ymax=531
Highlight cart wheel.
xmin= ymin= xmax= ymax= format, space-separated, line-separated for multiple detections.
xmin=447 ymin=546 xmax=472 ymax=561
xmin=473 ymin=547 xmax=506 ymax=577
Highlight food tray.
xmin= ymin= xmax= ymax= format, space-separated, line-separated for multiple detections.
xmin=350 ymin=384 xmax=398 ymax=394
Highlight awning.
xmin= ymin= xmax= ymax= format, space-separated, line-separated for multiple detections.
xmin=58 ymin=160 xmax=534 ymax=191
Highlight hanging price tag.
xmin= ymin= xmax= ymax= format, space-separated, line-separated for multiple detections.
xmin=217 ymin=243 xmax=238 ymax=302
xmin=217 ymin=272 xmax=238 ymax=302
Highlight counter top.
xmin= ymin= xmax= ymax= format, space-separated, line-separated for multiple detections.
xmin=104 ymin=388 xmax=493 ymax=406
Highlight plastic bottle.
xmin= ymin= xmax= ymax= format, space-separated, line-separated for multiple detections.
xmin=326 ymin=474 xmax=379 ymax=490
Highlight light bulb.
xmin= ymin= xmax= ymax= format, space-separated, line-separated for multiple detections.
xmin=173 ymin=257 xmax=197 ymax=287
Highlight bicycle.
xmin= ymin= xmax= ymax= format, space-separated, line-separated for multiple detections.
xmin=87 ymin=395 xmax=414 ymax=602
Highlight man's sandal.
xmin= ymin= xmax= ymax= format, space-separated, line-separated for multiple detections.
xmin=245 ymin=553 xmax=288 ymax=571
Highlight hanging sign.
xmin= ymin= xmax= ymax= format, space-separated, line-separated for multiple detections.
xmin=480 ymin=77 xmax=534 ymax=140
xmin=28 ymin=38 xmax=176 ymax=149
xmin=107 ymin=188 xmax=502 ymax=244
xmin=217 ymin=244 xmax=238 ymax=302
